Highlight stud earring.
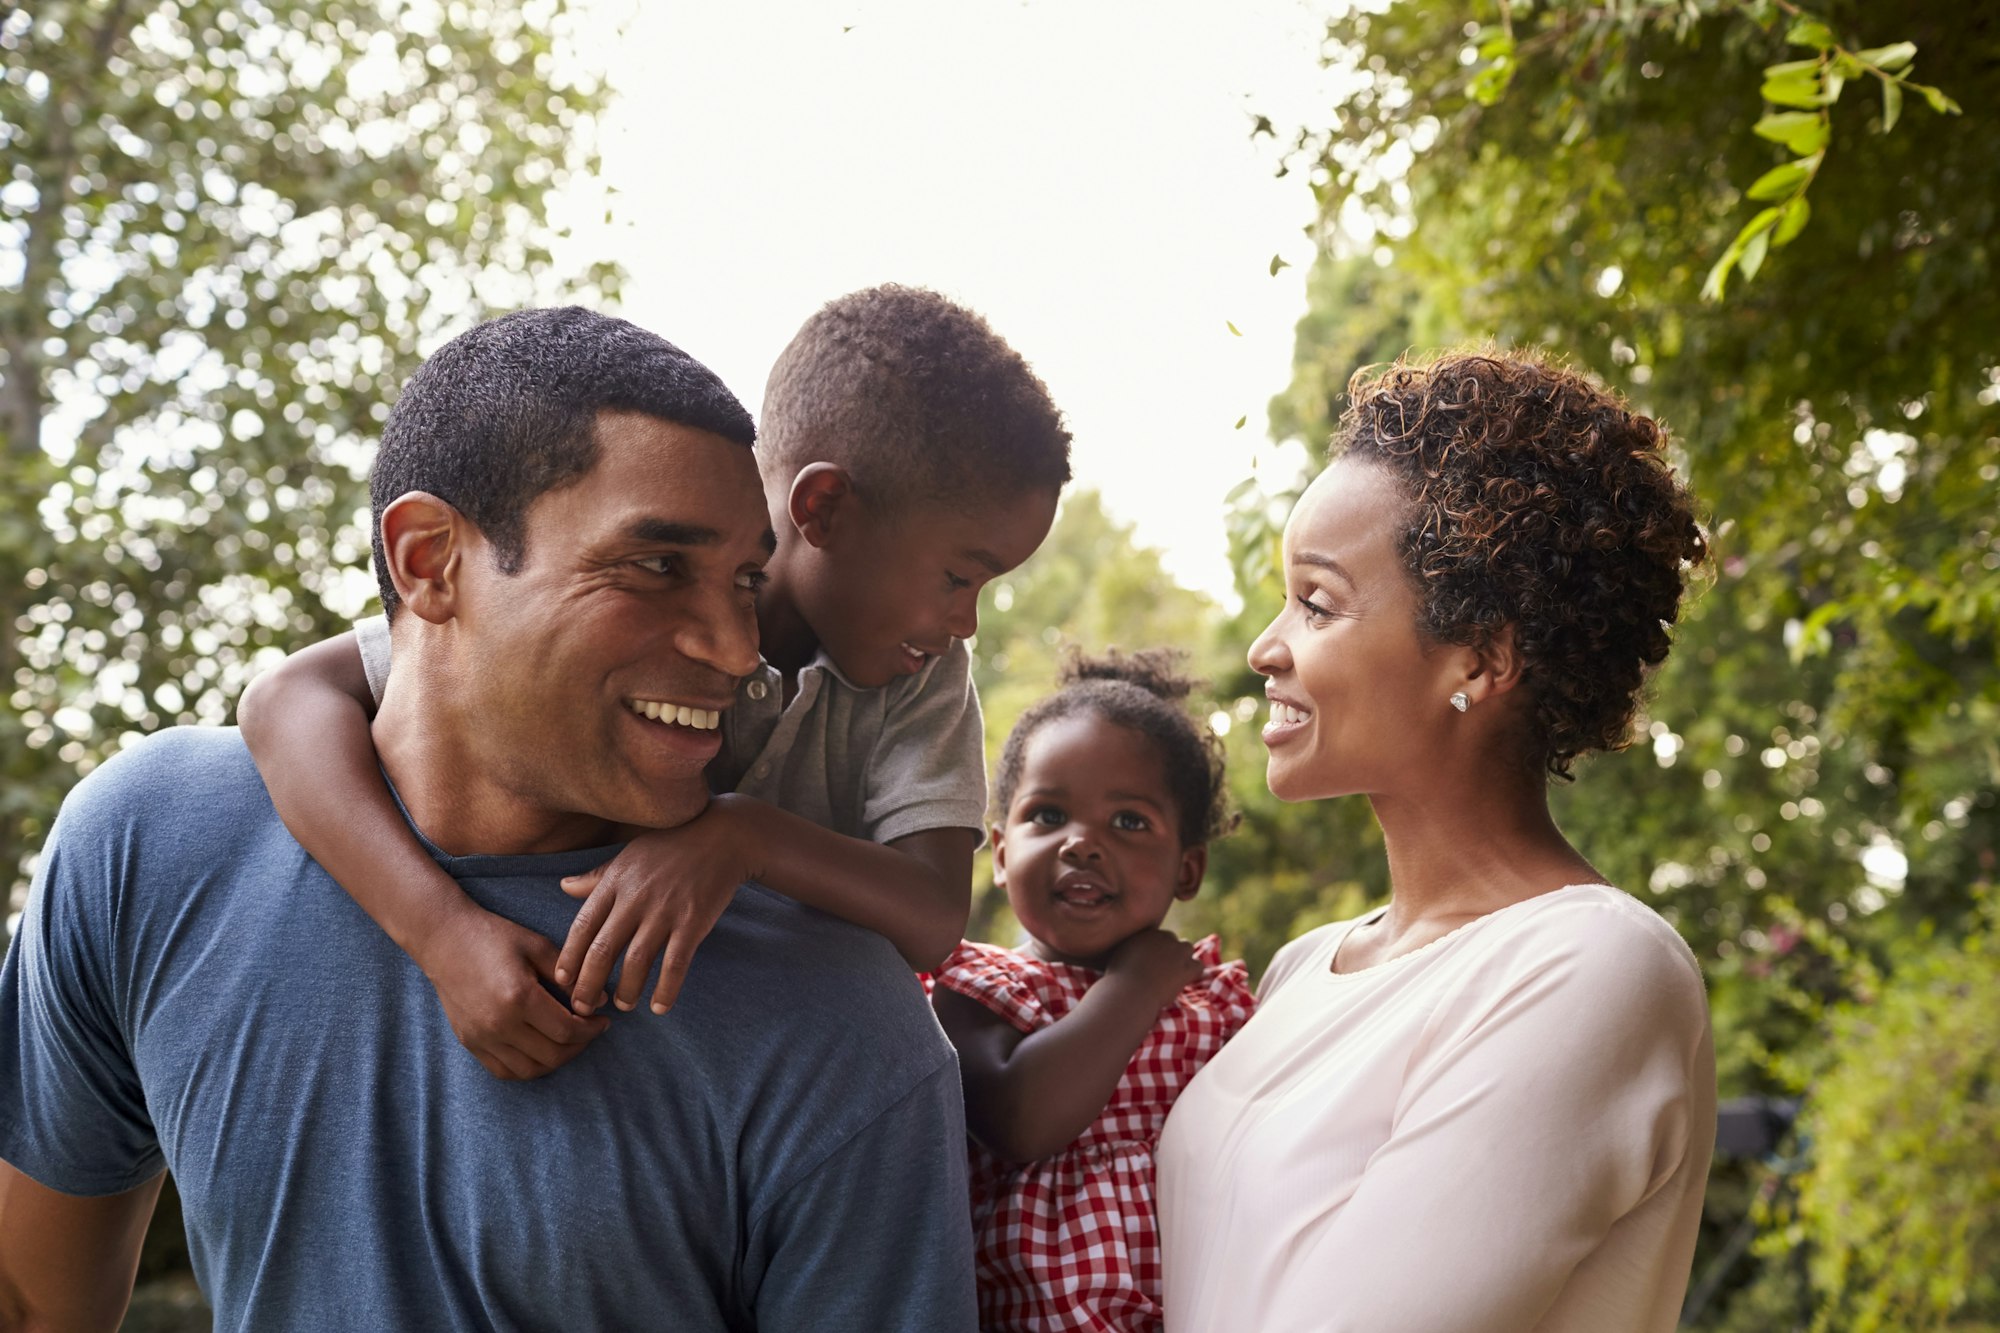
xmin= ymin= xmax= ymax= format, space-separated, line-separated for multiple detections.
xmin=1449 ymin=691 xmax=1469 ymax=713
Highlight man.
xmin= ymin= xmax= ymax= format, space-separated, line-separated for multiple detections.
xmin=0 ymin=308 xmax=977 ymax=1330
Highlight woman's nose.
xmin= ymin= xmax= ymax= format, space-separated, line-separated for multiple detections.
xmin=1248 ymin=613 xmax=1290 ymax=677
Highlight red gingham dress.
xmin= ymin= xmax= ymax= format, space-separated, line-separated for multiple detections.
xmin=932 ymin=936 xmax=1256 ymax=1333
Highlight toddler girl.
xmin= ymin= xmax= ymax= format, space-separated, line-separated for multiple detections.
xmin=930 ymin=650 xmax=1254 ymax=1333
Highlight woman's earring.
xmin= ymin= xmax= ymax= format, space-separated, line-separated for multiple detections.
xmin=1449 ymin=691 xmax=1470 ymax=713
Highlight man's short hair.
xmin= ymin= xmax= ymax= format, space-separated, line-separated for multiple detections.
xmin=369 ymin=307 xmax=755 ymax=615
xmin=759 ymin=285 xmax=1072 ymax=515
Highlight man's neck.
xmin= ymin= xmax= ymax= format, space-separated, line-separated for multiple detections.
xmin=753 ymin=581 xmax=818 ymax=681
xmin=373 ymin=680 xmax=618 ymax=859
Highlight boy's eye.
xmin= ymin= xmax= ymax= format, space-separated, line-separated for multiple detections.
xmin=946 ymin=571 xmax=973 ymax=592
xmin=1027 ymin=806 xmax=1064 ymax=827
xmin=1112 ymin=811 xmax=1150 ymax=832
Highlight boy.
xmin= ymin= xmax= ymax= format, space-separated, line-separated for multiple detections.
xmin=239 ymin=285 xmax=1071 ymax=1079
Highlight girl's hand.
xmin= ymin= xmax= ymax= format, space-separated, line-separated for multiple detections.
xmin=1106 ymin=928 xmax=1204 ymax=1008
xmin=419 ymin=903 xmax=610 ymax=1080
xmin=556 ymin=799 xmax=754 ymax=1017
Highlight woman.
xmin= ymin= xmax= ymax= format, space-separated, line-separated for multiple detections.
xmin=1157 ymin=351 xmax=1716 ymax=1332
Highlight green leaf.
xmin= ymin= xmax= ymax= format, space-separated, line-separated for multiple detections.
xmin=1754 ymin=111 xmax=1829 ymax=155
xmin=1746 ymin=158 xmax=1817 ymax=201
xmin=1269 ymin=253 xmax=1291 ymax=276
xmin=1762 ymin=74 xmax=1831 ymax=108
xmin=1916 ymin=83 xmax=1964 ymax=115
xmin=1763 ymin=58 xmax=1823 ymax=79
xmin=1855 ymin=42 xmax=1917 ymax=72
xmin=1786 ymin=18 xmax=1836 ymax=50
xmin=1881 ymin=78 xmax=1903 ymax=132
xmin=1774 ymin=195 xmax=1812 ymax=246
xmin=1226 ymin=321 xmax=1242 ymax=336
xmin=1739 ymin=228 xmax=1772 ymax=281
xmin=1234 ymin=415 xmax=1248 ymax=430
xmin=1702 ymin=251 xmax=1737 ymax=302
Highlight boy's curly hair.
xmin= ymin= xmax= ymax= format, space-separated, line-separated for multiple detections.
xmin=1335 ymin=350 xmax=1707 ymax=778
xmin=993 ymin=648 xmax=1237 ymax=846
xmin=760 ymin=284 xmax=1072 ymax=513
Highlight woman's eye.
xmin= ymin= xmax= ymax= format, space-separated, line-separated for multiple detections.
xmin=1298 ymin=593 xmax=1338 ymax=622
xmin=1112 ymin=811 xmax=1150 ymax=832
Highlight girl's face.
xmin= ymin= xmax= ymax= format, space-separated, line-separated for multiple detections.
xmin=1248 ymin=459 xmax=1462 ymax=802
xmin=992 ymin=712 xmax=1206 ymax=969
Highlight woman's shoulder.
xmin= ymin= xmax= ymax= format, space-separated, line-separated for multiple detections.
xmin=1458 ymin=884 xmax=1710 ymax=1027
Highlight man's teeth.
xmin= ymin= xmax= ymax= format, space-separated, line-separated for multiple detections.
xmin=628 ymin=700 xmax=721 ymax=730
xmin=1269 ymin=702 xmax=1312 ymax=726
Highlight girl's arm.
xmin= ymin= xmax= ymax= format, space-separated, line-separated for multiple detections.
xmin=554 ymin=794 xmax=972 ymax=1015
xmin=237 ymin=633 xmax=605 ymax=1079
xmin=932 ymin=929 xmax=1201 ymax=1163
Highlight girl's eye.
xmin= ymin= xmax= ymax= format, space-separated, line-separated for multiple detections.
xmin=1027 ymin=806 xmax=1064 ymax=827
xmin=1112 ymin=811 xmax=1150 ymax=832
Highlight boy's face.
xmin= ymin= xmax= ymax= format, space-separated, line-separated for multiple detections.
xmin=801 ymin=486 xmax=1059 ymax=688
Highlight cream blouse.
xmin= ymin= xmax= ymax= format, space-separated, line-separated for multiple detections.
xmin=1156 ymin=884 xmax=1715 ymax=1333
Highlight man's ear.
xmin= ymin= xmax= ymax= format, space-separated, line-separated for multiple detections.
xmin=1460 ymin=623 xmax=1525 ymax=707
xmin=379 ymin=492 xmax=471 ymax=625
xmin=786 ymin=463 xmax=856 ymax=550
xmin=1174 ymin=843 xmax=1208 ymax=901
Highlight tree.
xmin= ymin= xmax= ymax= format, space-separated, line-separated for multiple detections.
xmin=1 ymin=0 xmax=617 ymax=911
xmin=1242 ymin=1 xmax=1996 ymax=1322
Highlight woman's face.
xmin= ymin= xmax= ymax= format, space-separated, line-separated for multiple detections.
xmin=1248 ymin=459 xmax=1463 ymax=802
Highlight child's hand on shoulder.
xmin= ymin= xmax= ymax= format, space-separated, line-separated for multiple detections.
xmin=556 ymin=795 xmax=757 ymax=1017
xmin=1106 ymin=928 xmax=1204 ymax=1008
xmin=419 ymin=903 xmax=610 ymax=1081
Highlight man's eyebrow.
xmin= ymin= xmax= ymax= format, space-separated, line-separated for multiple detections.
xmin=1293 ymin=550 xmax=1355 ymax=586
xmin=962 ymin=547 xmax=1007 ymax=575
xmin=624 ymin=518 xmax=723 ymax=547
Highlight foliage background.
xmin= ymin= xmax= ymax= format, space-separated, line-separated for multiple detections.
xmin=4 ymin=0 xmax=1996 ymax=1329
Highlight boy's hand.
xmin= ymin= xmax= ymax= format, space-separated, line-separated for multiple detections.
xmin=1105 ymin=928 xmax=1204 ymax=1009
xmin=419 ymin=905 xmax=610 ymax=1081
xmin=556 ymin=797 xmax=755 ymax=1018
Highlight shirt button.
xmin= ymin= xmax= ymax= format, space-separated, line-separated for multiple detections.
xmin=746 ymin=680 xmax=769 ymax=700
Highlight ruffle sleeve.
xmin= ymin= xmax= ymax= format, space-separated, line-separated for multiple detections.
xmin=932 ymin=939 xmax=1050 ymax=1035
xmin=1185 ymin=934 xmax=1257 ymax=1039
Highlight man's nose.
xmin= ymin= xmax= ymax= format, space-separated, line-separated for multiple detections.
xmin=678 ymin=591 xmax=762 ymax=680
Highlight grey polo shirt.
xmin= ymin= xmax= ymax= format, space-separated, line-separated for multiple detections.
xmin=355 ymin=616 xmax=987 ymax=844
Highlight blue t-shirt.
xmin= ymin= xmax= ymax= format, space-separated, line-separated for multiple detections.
xmin=0 ymin=727 xmax=976 ymax=1331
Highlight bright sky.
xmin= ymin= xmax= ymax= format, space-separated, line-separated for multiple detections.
xmin=562 ymin=0 xmax=1338 ymax=602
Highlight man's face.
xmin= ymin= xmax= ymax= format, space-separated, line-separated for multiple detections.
xmin=452 ymin=411 xmax=772 ymax=835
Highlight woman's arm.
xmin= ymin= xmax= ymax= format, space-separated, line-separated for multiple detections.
xmin=933 ymin=930 xmax=1201 ymax=1163
xmin=237 ymin=633 xmax=605 ymax=1079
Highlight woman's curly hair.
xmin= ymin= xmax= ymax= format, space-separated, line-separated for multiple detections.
xmin=993 ymin=648 xmax=1237 ymax=846
xmin=1334 ymin=350 xmax=1707 ymax=778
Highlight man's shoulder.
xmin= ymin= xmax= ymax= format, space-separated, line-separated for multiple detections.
xmin=702 ymin=885 xmax=957 ymax=1072
xmin=58 ymin=726 xmax=264 ymax=830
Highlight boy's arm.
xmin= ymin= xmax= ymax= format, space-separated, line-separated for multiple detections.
xmin=238 ymin=633 xmax=606 ymax=1079
xmin=557 ymin=794 xmax=972 ymax=1016
xmin=931 ymin=929 xmax=1202 ymax=1163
